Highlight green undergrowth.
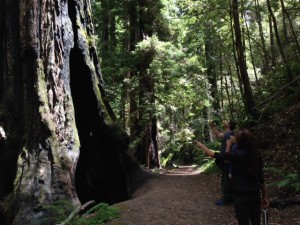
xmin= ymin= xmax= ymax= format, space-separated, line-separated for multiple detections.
xmin=76 ymin=203 xmax=119 ymax=225
xmin=36 ymin=201 xmax=119 ymax=225
xmin=265 ymin=167 xmax=300 ymax=195
xmin=198 ymin=157 xmax=220 ymax=174
xmin=161 ymin=140 xmax=221 ymax=171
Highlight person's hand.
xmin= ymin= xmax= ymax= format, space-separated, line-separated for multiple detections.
xmin=262 ymin=197 xmax=269 ymax=209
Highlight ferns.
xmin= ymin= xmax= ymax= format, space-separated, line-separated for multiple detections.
xmin=39 ymin=201 xmax=119 ymax=225
xmin=277 ymin=173 xmax=300 ymax=193
xmin=76 ymin=203 xmax=119 ymax=225
xmin=265 ymin=167 xmax=300 ymax=194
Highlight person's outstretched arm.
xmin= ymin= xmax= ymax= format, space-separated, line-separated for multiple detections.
xmin=194 ymin=141 xmax=215 ymax=158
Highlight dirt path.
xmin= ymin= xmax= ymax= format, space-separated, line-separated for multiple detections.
xmin=107 ymin=166 xmax=300 ymax=225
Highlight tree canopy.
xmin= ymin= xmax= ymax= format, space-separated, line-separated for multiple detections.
xmin=92 ymin=0 xmax=300 ymax=168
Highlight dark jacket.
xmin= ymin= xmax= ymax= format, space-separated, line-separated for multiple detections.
xmin=214 ymin=149 xmax=264 ymax=194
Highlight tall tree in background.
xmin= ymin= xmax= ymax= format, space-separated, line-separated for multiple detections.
xmin=0 ymin=0 xmax=138 ymax=224
xmin=231 ymin=0 xmax=257 ymax=118
xmin=254 ymin=0 xmax=270 ymax=74
xmin=204 ymin=22 xmax=220 ymax=112
xmin=127 ymin=0 xmax=139 ymax=144
xmin=94 ymin=0 xmax=162 ymax=168
xmin=280 ymin=0 xmax=300 ymax=58
xmin=266 ymin=0 xmax=293 ymax=81
xmin=132 ymin=0 xmax=161 ymax=168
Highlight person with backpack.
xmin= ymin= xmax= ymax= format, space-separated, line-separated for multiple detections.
xmin=195 ymin=128 xmax=269 ymax=225
xmin=209 ymin=119 xmax=236 ymax=205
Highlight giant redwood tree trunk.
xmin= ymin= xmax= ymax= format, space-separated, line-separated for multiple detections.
xmin=0 ymin=0 xmax=138 ymax=224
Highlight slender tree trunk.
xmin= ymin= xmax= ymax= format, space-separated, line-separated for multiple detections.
xmin=101 ymin=0 xmax=109 ymax=58
xmin=229 ymin=64 xmax=239 ymax=107
xmin=267 ymin=0 xmax=293 ymax=81
xmin=244 ymin=17 xmax=259 ymax=87
xmin=118 ymin=3 xmax=132 ymax=131
xmin=128 ymin=0 xmax=139 ymax=143
xmin=109 ymin=0 xmax=116 ymax=52
xmin=220 ymin=52 xmax=224 ymax=109
xmin=120 ymin=73 xmax=130 ymax=130
xmin=0 ymin=0 xmax=137 ymax=224
xmin=280 ymin=0 xmax=288 ymax=43
xmin=222 ymin=55 xmax=234 ymax=117
xmin=286 ymin=16 xmax=300 ymax=58
xmin=232 ymin=0 xmax=257 ymax=118
xmin=229 ymin=0 xmax=244 ymax=98
xmin=269 ymin=15 xmax=276 ymax=67
xmin=131 ymin=0 xmax=159 ymax=168
xmin=204 ymin=23 xmax=220 ymax=112
xmin=254 ymin=0 xmax=270 ymax=73
xmin=281 ymin=0 xmax=300 ymax=58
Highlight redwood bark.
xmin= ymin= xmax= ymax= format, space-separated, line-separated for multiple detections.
xmin=0 ymin=0 xmax=136 ymax=224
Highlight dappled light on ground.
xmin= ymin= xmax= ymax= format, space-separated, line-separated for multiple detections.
xmin=158 ymin=165 xmax=201 ymax=176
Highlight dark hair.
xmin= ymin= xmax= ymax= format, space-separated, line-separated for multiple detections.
xmin=235 ymin=128 xmax=259 ymax=175
xmin=229 ymin=120 xmax=237 ymax=130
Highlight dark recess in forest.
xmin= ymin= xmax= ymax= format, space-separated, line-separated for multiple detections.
xmin=69 ymin=47 xmax=129 ymax=205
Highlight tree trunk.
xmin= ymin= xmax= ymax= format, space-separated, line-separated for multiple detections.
xmin=267 ymin=0 xmax=293 ymax=81
xmin=101 ymin=0 xmax=109 ymax=58
xmin=204 ymin=23 xmax=220 ymax=112
xmin=244 ymin=16 xmax=259 ymax=88
xmin=0 ymin=0 xmax=138 ymax=224
xmin=229 ymin=0 xmax=244 ymax=98
xmin=281 ymin=0 xmax=300 ymax=58
xmin=109 ymin=0 xmax=116 ymax=53
xmin=127 ymin=0 xmax=160 ymax=169
xmin=232 ymin=0 xmax=256 ymax=118
xmin=269 ymin=15 xmax=276 ymax=67
xmin=254 ymin=0 xmax=270 ymax=73
xmin=280 ymin=0 xmax=288 ymax=43
xmin=232 ymin=0 xmax=257 ymax=118
xmin=128 ymin=0 xmax=139 ymax=144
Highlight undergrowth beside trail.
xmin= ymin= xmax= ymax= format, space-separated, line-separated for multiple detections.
xmin=37 ymin=201 xmax=119 ymax=225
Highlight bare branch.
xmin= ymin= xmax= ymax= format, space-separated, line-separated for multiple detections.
xmin=57 ymin=200 xmax=95 ymax=225
xmin=253 ymin=76 xmax=300 ymax=109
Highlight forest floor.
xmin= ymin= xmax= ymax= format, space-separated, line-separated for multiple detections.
xmin=106 ymin=97 xmax=300 ymax=225
xmin=107 ymin=165 xmax=300 ymax=225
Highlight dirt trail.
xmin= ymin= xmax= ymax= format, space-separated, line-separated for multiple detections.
xmin=107 ymin=166 xmax=300 ymax=225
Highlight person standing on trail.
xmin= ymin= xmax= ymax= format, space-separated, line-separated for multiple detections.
xmin=209 ymin=119 xmax=236 ymax=205
xmin=195 ymin=128 xmax=269 ymax=225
